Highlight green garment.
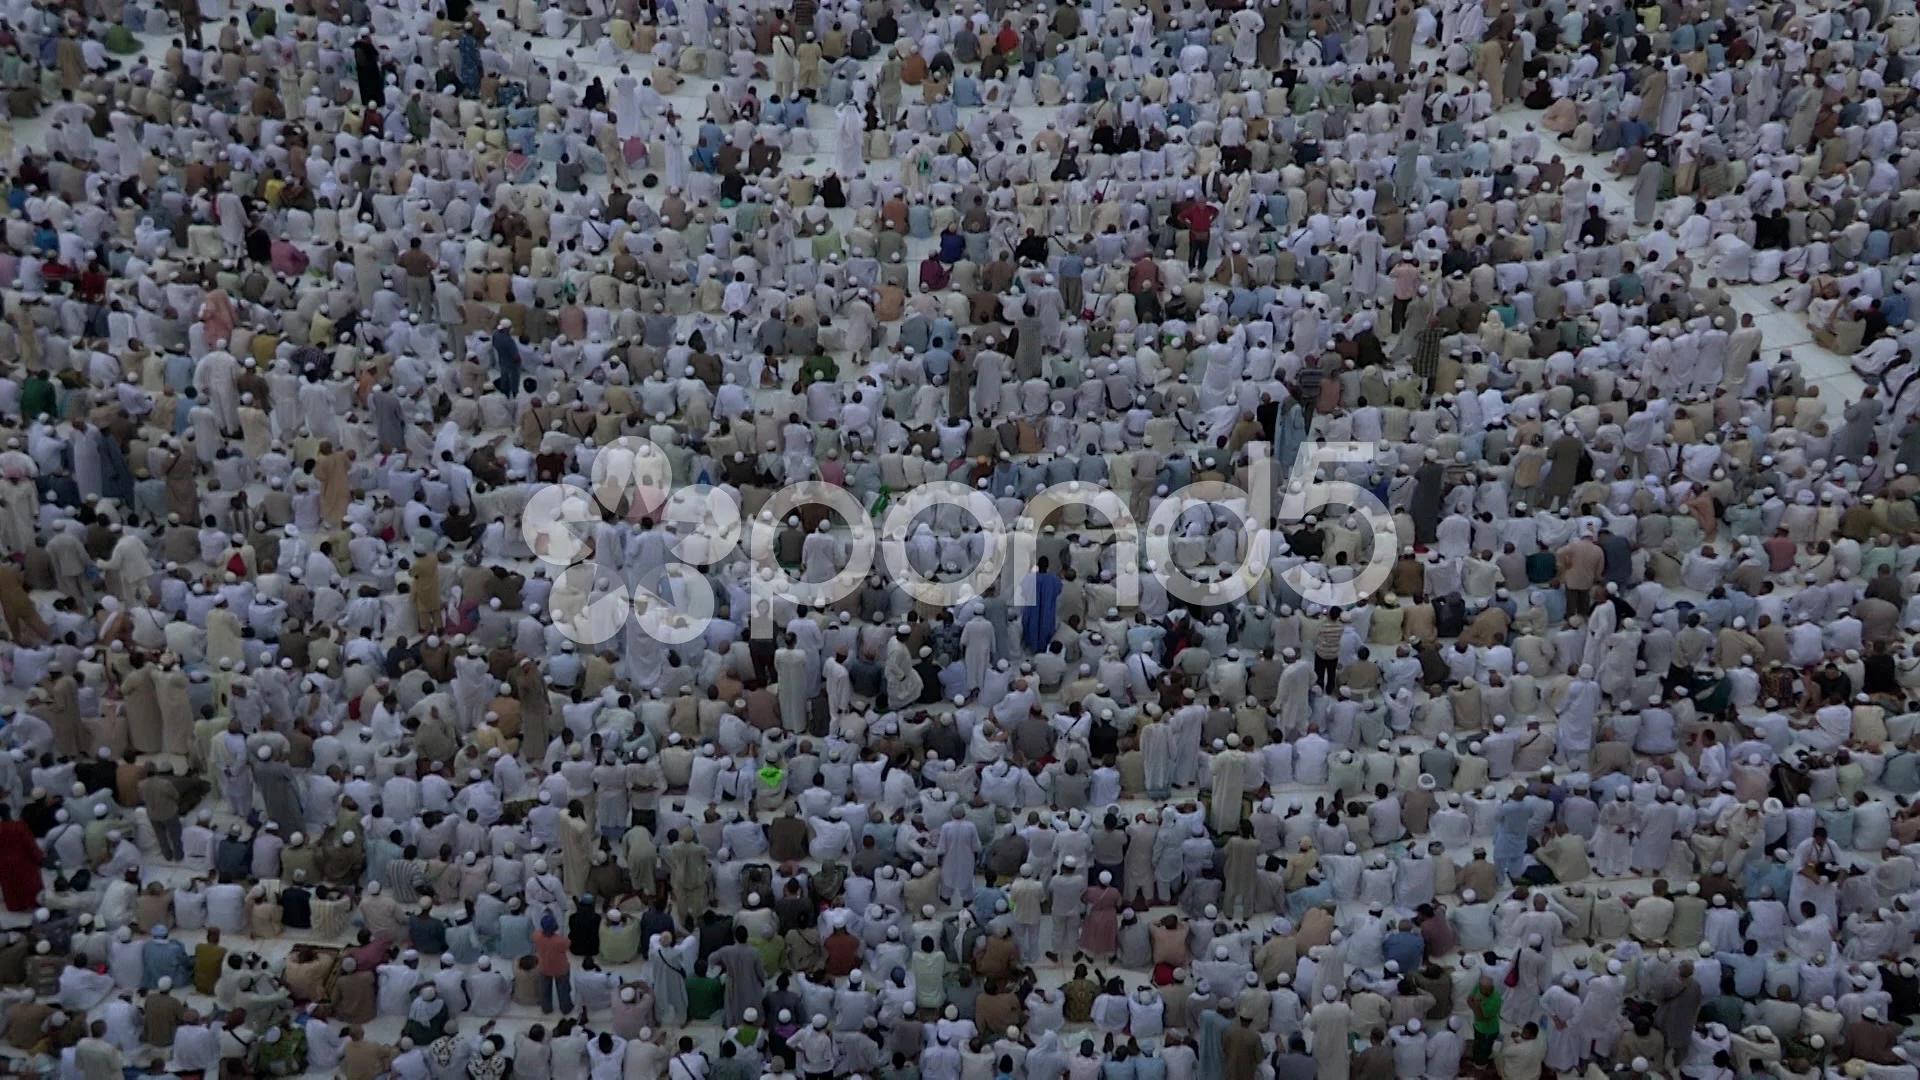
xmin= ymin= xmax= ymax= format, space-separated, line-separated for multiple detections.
xmin=251 ymin=1024 xmax=307 ymax=1076
xmin=1524 ymin=551 xmax=1557 ymax=584
xmin=1470 ymin=986 xmax=1503 ymax=1034
xmin=687 ymin=974 xmax=725 ymax=1021
xmin=800 ymin=354 xmax=839 ymax=385
xmin=20 ymin=376 xmax=54 ymax=421
xmin=751 ymin=934 xmax=785 ymax=974
xmin=599 ymin=917 xmax=643 ymax=965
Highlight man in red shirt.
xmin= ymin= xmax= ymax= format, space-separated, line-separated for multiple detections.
xmin=1129 ymin=252 xmax=1162 ymax=294
xmin=1179 ymin=197 xmax=1218 ymax=271
xmin=1389 ymin=258 xmax=1423 ymax=331
xmin=995 ymin=20 xmax=1019 ymax=58
xmin=1761 ymin=527 xmax=1798 ymax=572
xmin=533 ymin=915 xmax=573 ymax=1014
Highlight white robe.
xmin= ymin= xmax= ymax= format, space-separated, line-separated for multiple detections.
xmin=775 ymin=647 xmax=811 ymax=730
xmin=171 ymin=1026 xmax=222 ymax=1073
xmin=1209 ymin=749 xmax=1250 ymax=833
xmin=835 ymin=105 xmax=865 ymax=178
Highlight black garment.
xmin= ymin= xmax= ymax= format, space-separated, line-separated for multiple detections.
xmin=1274 ymin=1052 xmax=1317 ymax=1080
xmin=1256 ymin=399 xmax=1280 ymax=441
xmin=1598 ymin=532 xmax=1634 ymax=584
xmin=696 ymin=915 xmax=735 ymax=969
xmin=1813 ymin=668 xmax=1852 ymax=702
xmin=1089 ymin=715 xmax=1119 ymax=761
xmin=847 ymin=656 xmax=885 ymax=700
xmin=1883 ymin=963 xmax=1920 ymax=1022
xmin=915 ymin=659 xmax=945 ymax=704
xmin=409 ymin=913 xmax=448 ymax=956
xmin=280 ymin=887 xmax=312 ymax=929
xmin=1865 ymin=307 xmax=1890 ymax=344
xmin=1756 ymin=212 xmax=1790 ymax=250
xmin=924 ymin=720 xmax=966 ymax=764
xmin=353 ymin=40 xmax=384 ymax=105
xmin=75 ymin=759 xmax=117 ymax=796
xmin=638 ymin=907 xmax=675 ymax=955
xmin=36 ymin=911 xmax=77 ymax=955
xmin=773 ymin=895 xmax=813 ymax=934
xmin=384 ymin=641 xmax=421 ymax=673
xmin=1599 ymin=594 xmax=1636 ymax=624
xmin=441 ymin=506 xmax=475 ymax=544
xmin=569 ymin=908 xmax=601 ymax=957
xmin=216 ymin=837 xmax=253 ymax=881
xmin=1354 ymin=329 xmax=1386 ymax=368
xmin=1866 ymin=653 xmax=1899 ymax=696
xmin=22 ymin=799 xmax=58 ymax=837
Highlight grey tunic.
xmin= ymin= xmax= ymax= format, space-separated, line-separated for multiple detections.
xmin=1835 ymin=397 xmax=1884 ymax=463
xmin=1633 ymin=162 xmax=1667 ymax=225
xmin=251 ymin=758 xmax=304 ymax=835
xmin=709 ymin=942 xmax=767 ymax=1027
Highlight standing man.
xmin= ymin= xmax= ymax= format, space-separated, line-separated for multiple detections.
xmin=138 ymin=764 xmax=184 ymax=861
xmin=397 ymin=239 xmax=435 ymax=316
xmin=1469 ymin=974 xmax=1504 ymax=1066
xmin=1179 ymin=192 xmax=1219 ymax=272
xmin=492 ymin=321 xmax=522 ymax=395
xmin=533 ymin=915 xmax=572 ymax=1015
xmin=1020 ymin=558 xmax=1062 ymax=654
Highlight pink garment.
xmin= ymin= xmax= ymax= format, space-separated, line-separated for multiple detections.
xmin=1079 ymin=885 xmax=1121 ymax=954
xmin=201 ymin=289 xmax=236 ymax=346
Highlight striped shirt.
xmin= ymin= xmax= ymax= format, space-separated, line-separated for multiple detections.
xmin=386 ymin=858 xmax=427 ymax=899
xmin=1314 ymin=621 xmax=1344 ymax=660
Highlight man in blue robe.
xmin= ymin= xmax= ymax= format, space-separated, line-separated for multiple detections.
xmin=1020 ymin=558 xmax=1062 ymax=654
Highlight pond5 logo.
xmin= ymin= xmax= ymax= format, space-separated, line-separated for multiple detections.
xmin=521 ymin=437 xmax=1399 ymax=646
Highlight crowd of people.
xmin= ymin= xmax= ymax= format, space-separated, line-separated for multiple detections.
xmin=1 ymin=0 xmax=1920 ymax=1074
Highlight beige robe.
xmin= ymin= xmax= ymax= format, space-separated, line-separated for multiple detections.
xmin=156 ymin=667 xmax=194 ymax=757
xmin=314 ymin=450 xmax=351 ymax=526
xmin=562 ymin=812 xmax=593 ymax=896
xmin=206 ymin=608 xmax=243 ymax=669
xmin=122 ymin=664 xmax=163 ymax=754
xmin=409 ymin=557 xmax=443 ymax=630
